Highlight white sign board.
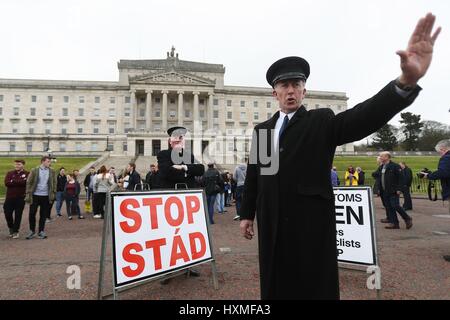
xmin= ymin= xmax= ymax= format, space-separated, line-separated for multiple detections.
xmin=110 ymin=189 xmax=213 ymax=288
xmin=334 ymin=187 xmax=377 ymax=266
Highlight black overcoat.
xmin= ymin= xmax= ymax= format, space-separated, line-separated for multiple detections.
xmin=157 ymin=148 xmax=205 ymax=189
xmin=240 ymin=81 xmax=421 ymax=299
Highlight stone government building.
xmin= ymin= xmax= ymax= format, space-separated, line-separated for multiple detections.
xmin=0 ymin=47 xmax=352 ymax=162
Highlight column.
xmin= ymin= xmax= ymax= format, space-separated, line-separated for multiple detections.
xmin=162 ymin=90 xmax=168 ymax=131
xmin=208 ymin=93 xmax=214 ymax=131
xmin=146 ymin=90 xmax=152 ymax=131
xmin=177 ymin=91 xmax=184 ymax=126
xmin=117 ymin=95 xmax=124 ymax=134
xmin=192 ymin=91 xmax=202 ymax=159
xmin=130 ymin=89 xmax=136 ymax=131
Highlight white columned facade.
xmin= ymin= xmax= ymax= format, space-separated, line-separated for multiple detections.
xmin=192 ymin=91 xmax=202 ymax=159
xmin=177 ymin=91 xmax=184 ymax=126
xmin=162 ymin=90 xmax=168 ymax=131
xmin=146 ymin=90 xmax=152 ymax=131
xmin=117 ymin=95 xmax=124 ymax=134
xmin=130 ymin=89 xmax=137 ymax=130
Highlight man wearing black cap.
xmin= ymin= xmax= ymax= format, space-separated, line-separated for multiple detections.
xmin=239 ymin=13 xmax=441 ymax=299
xmin=157 ymin=126 xmax=205 ymax=281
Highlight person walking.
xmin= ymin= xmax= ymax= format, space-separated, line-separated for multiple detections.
xmin=93 ymin=166 xmax=114 ymax=219
xmin=25 ymin=156 xmax=57 ymax=239
xmin=3 ymin=159 xmax=29 ymax=239
xmin=55 ymin=167 xmax=67 ymax=217
xmin=399 ymin=162 xmax=413 ymax=210
xmin=233 ymin=161 xmax=247 ymax=221
xmin=64 ymin=174 xmax=84 ymax=220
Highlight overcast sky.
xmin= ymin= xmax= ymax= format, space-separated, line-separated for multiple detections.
xmin=1 ymin=0 xmax=449 ymax=129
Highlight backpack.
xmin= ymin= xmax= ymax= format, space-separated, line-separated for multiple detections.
xmin=204 ymin=174 xmax=220 ymax=195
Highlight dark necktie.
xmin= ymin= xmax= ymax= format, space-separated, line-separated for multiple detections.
xmin=278 ymin=115 xmax=289 ymax=141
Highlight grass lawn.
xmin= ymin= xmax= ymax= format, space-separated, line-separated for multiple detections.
xmin=0 ymin=157 xmax=97 ymax=198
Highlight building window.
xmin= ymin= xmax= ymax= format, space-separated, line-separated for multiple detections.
xmin=267 ymin=112 xmax=272 ymax=119
xmin=77 ymin=122 xmax=84 ymax=134
xmin=253 ymin=101 xmax=258 ymax=108
xmin=170 ymin=98 xmax=175 ymax=104
xmin=44 ymin=122 xmax=51 ymax=134
xmin=78 ymin=108 xmax=84 ymax=117
xmin=254 ymin=112 xmax=259 ymax=120
xmin=31 ymin=95 xmax=37 ymax=103
xmin=61 ymin=123 xmax=67 ymax=135
xmin=59 ymin=142 xmax=66 ymax=152
xmin=123 ymin=142 xmax=128 ymax=152
xmin=0 ymin=107 xmax=2 ymax=115
xmin=124 ymin=123 xmax=131 ymax=133
xmin=76 ymin=143 xmax=82 ymax=152
xmin=62 ymin=108 xmax=68 ymax=117
xmin=107 ymin=143 xmax=114 ymax=151
xmin=64 ymin=96 xmax=69 ymax=103
xmin=15 ymin=95 xmax=21 ymax=102
xmin=109 ymin=108 xmax=116 ymax=117
xmin=169 ymin=110 xmax=176 ymax=118
xmin=48 ymin=96 xmax=53 ymax=103
xmin=91 ymin=143 xmax=98 ymax=152
xmin=228 ymin=142 xmax=234 ymax=152
xmin=11 ymin=121 xmax=19 ymax=133
xmin=46 ymin=107 xmax=52 ymax=117
xmin=28 ymin=123 xmax=35 ymax=134
xmin=13 ymin=107 xmax=19 ymax=116
xmin=267 ymin=102 xmax=271 ymax=108
xmin=0 ymin=95 xmax=3 ymax=102
xmin=125 ymin=96 xmax=131 ymax=104
xmin=94 ymin=108 xmax=100 ymax=117
xmin=10 ymin=143 xmax=16 ymax=152
xmin=227 ymin=111 xmax=232 ymax=119
xmin=27 ymin=142 xmax=33 ymax=152
xmin=124 ymin=107 xmax=131 ymax=117
xmin=110 ymin=97 xmax=116 ymax=104
xmin=199 ymin=99 xmax=205 ymax=105
xmin=79 ymin=96 xmax=85 ymax=103
xmin=30 ymin=107 xmax=36 ymax=116
xmin=108 ymin=122 xmax=115 ymax=134
xmin=213 ymin=110 xmax=219 ymax=118
xmin=227 ymin=100 xmax=232 ymax=107
xmin=213 ymin=99 xmax=219 ymax=106
xmin=154 ymin=97 xmax=160 ymax=104
xmin=95 ymin=96 xmax=100 ymax=104
xmin=139 ymin=107 xmax=145 ymax=117
xmin=240 ymin=112 xmax=246 ymax=120
xmin=240 ymin=101 xmax=245 ymax=107
xmin=93 ymin=122 xmax=100 ymax=134
xmin=185 ymin=109 xmax=191 ymax=118
xmin=155 ymin=108 xmax=161 ymax=117
xmin=199 ymin=110 xmax=205 ymax=118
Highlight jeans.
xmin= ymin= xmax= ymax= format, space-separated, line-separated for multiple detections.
xmin=86 ymin=188 xmax=94 ymax=202
xmin=29 ymin=195 xmax=50 ymax=233
xmin=215 ymin=192 xmax=225 ymax=213
xmin=56 ymin=191 xmax=65 ymax=215
xmin=235 ymin=186 xmax=244 ymax=216
xmin=206 ymin=194 xmax=217 ymax=224
xmin=3 ymin=197 xmax=25 ymax=233
xmin=382 ymin=192 xmax=411 ymax=226
xmin=65 ymin=195 xmax=80 ymax=217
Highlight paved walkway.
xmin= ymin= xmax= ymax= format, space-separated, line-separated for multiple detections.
xmin=0 ymin=197 xmax=449 ymax=300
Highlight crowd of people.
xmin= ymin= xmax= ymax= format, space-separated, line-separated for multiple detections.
xmin=2 ymin=152 xmax=247 ymax=239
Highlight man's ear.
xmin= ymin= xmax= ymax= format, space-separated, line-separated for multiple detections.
xmin=272 ymin=89 xmax=277 ymax=98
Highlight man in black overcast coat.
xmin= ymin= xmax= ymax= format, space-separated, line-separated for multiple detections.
xmin=239 ymin=13 xmax=441 ymax=299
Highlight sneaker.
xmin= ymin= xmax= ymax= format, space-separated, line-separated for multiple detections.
xmin=57 ymin=213 xmax=62 ymax=217
xmin=78 ymin=215 xmax=85 ymax=219
xmin=8 ymin=228 xmax=14 ymax=237
xmin=233 ymin=215 xmax=240 ymax=221
xmin=12 ymin=233 xmax=19 ymax=239
xmin=46 ymin=218 xmax=53 ymax=224
xmin=26 ymin=231 xmax=36 ymax=240
xmin=38 ymin=231 xmax=47 ymax=239
xmin=93 ymin=214 xmax=102 ymax=219
xmin=68 ymin=216 xmax=73 ymax=220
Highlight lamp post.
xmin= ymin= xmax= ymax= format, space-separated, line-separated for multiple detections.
xmin=105 ymin=135 xmax=110 ymax=151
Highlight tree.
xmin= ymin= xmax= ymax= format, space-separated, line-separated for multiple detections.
xmin=371 ymin=124 xmax=398 ymax=151
xmin=417 ymin=121 xmax=450 ymax=151
xmin=399 ymin=112 xmax=423 ymax=151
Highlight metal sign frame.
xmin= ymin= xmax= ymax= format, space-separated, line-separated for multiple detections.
xmin=97 ymin=188 xmax=219 ymax=300
xmin=334 ymin=186 xmax=382 ymax=299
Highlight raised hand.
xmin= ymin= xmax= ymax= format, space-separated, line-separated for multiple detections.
xmin=396 ymin=13 xmax=441 ymax=86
